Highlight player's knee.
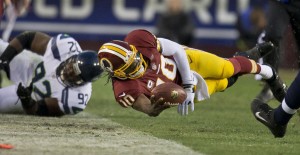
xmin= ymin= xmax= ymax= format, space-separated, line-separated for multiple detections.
xmin=222 ymin=61 xmax=235 ymax=77
xmin=216 ymin=79 xmax=228 ymax=92
xmin=227 ymin=75 xmax=239 ymax=88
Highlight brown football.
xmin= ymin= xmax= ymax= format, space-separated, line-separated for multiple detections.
xmin=151 ymin=82 xmax=187 ymax=106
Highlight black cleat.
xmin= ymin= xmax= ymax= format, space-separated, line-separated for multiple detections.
xmin=234 ymin=42 xmax=274 ymax=61
xmin=251 ymin=99 xmax=287 ymax=138
xmin=265 ymin=68 xmax=287 ymax=102
xmin=256 ymin=84 xmax=274 ymax=103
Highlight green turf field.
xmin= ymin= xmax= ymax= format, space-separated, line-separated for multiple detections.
xmin=1 ymin=69 xmax=300 ymax=155
xmin=87 ymin=69 xmax=300 ymax=155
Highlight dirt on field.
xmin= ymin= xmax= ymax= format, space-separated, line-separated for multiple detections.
xmin=0 ymin=113 xmax=201 ymax=155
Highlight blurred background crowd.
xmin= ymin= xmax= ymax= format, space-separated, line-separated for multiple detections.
xmin=0 ymin=0 xmax=299 ymax=68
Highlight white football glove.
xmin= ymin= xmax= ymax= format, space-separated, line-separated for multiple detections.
xmin=177 ymin=84 xmax=195 ymax=116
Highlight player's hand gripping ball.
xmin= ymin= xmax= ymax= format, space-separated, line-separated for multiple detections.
xmin=151 ymin=82 xmax=187 ymax=106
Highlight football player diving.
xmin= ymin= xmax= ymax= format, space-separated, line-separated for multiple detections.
xmin=0 ymin=31 xmax=103 ymax=116
xmin=98 ymin=29 xmax=287 ymax=117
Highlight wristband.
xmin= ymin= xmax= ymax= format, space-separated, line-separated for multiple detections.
xmin=183 ymin=84 xmax=195 ymax=93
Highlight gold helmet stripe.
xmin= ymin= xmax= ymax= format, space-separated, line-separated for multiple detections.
xmin=100 ymin=45 xmax=127 ymax=57
xmin=99 ymin=48 xmax=126 ymax=61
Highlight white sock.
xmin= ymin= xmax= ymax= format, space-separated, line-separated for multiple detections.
xmin=282 ymin=99 xmax=297 ymax=114
xmin=259 ymin=65 xmax=273 ymax=79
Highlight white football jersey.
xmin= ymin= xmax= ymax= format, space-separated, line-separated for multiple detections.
xmin=31 ymin=34 xmax=92 ymax=114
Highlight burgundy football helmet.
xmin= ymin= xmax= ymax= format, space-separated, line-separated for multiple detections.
xmin=98 ymin=40 xmax=147 ymax=80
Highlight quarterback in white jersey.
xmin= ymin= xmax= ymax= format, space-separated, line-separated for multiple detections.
xmin=0 ymin=31 xmax=102 ymax=116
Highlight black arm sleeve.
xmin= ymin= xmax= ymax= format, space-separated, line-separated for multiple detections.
xmin=0 ymin=31 xmax=36 ymax=63
xmin=0 ymin=45 xmax=18 ymax=63
xmin=16 ymin=31 xmax=36 ymax=49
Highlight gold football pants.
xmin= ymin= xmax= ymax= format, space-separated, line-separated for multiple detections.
xmin=185 ymin=48 xmax=235 ymax=95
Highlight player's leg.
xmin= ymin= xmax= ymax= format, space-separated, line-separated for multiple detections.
xmin=204 ymin=78 xmax=228 ymax=95
xmin=229 ymin=56 xmax=287 ymax=102
xmin=251 ymin=71 xmax=300 ymax=138
xmin=186 ymin=49 xmax=273 ymax=79
xmin=205 ymin=75 xmax=243 ymax=95
xmin=228 ymin=56 xmax=273 ymax=78
xmin=0 ymin=84 xmax=23 ymax=113
xmin=251 ymin=1 xmax=300 ymax=138
xmin=186 ymin=48 xmax=286 ymax=101
xmin=186 ymin=49 xmax=235 ymax=79
xmin=274 ymin=71 xmax=300 ymax=125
